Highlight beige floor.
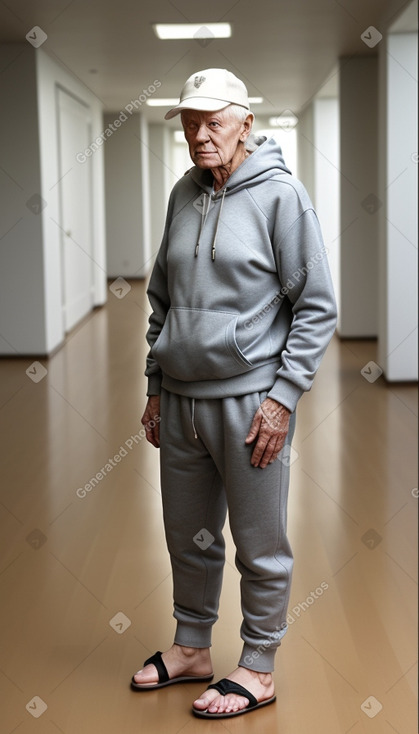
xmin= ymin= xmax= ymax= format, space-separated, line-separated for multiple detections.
xmin=0 ymin=279 xmax=417 ymax=734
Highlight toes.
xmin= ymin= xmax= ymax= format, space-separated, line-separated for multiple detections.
xmin=133 ymin=664 xmax=158 ymax=684
xmin=205 ymin=694 xmax=249 ymax=713
xmin=223 ymin=696 xmax=248 ymax=713
xmin=193 ymin=697 xmax=210 ymax=710
xmin=194 ymin=696 xmax=218 ymax=712
xmin=193 ymin=690 xmax=219 ymax=711
xmin=225 ymin=695 xmax=249 ymax=713
xmin=207 ymin=696 xmax=225 ymax=713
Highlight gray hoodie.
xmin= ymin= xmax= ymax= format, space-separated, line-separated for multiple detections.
xmin=145 ymin=136 xmax=337 ymax=412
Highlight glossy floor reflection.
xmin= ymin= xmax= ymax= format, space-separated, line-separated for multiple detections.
xmin=0 ymin=280 xmax=417 ymax=734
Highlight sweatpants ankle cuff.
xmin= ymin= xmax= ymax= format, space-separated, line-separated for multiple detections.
xmin=174 ymin=623 xmax=212 ymax=649
xmin=239 ymin=643 xmax=277 ymax=673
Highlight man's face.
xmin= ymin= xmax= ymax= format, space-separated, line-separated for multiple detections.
xmin=181 ymin=108 xmax=251 ymax=169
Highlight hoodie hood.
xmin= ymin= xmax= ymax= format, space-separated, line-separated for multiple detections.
xmin=189 ymin=135 xmax=292 ymax=197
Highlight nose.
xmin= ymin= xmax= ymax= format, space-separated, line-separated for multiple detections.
xmin=195 ymin=123 xmax=210 ymax=143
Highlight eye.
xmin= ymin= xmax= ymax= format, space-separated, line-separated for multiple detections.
xmin=208 ymin=121 xmax=220 ymax=128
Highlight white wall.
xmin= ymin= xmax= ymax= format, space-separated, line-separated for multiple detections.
xmin=313 ymin=99 xmax=340 ymax=316
xmin=0 ymin=43 xmax=106 ymax=356
xmin=36 ymin=50 xmax=107 ymax=353
xmin=0 ymin=44 xmax=45 ymax=355
xmin=296 ymin=104 xmax=315 ymax=204
xmin=139 ymin=114 xmax=152 ymax=276
xmin=297 ymin=99 xmax=340 ymax=313
xmin=378 ymin=30 xmax=418 ymax=380
xmin=148 ymin=124 xmax=172 ymax=257
xmin=339 ymin=57 xmax=379 ymax=338
xmin=104 ymin=112 xmax=151 ymax=278
xmin=171 ymin=137 xmax=192 ymax=185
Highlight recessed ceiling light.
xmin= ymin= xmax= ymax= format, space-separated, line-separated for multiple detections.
xmin=153 ymin=23 xmax=232 ymax=40
xmin=147 ymin=97 xmax=263 ymax=107
xmin=146 ymin=98 xmax=179 ymax=107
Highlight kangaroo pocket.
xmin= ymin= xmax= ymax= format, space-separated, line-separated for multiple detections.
xmin=152 ymin=307 xmax=253 ymax=382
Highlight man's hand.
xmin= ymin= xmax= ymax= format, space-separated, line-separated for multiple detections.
xmin=141 ymin=395 xmax=161 ymax=448
xmin=245 ymin=397 xmax=291 ymax=469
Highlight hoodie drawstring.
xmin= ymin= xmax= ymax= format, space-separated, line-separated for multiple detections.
xmin=211 ymin=188 xmax=226 ymax=262
xmin=191 ymin=398 xmax=198 ymax=439
xmin=194 ymin=188 xmax=226 ymax=262
xmin=195 ymin=194 xmax=210 ymax=258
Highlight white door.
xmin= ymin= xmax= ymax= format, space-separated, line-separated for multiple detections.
xmin=56 ymin=87 xmax=94 ymax=332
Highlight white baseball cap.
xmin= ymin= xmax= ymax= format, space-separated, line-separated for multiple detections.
xmin=164 ymin=68 xmax=250 ymax=120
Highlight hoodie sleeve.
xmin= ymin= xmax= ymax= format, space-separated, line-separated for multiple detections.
xmin=267 ymin=207 xmax=338 ymax=412
xmin=144 ymin=204 xmax=172 ymax=396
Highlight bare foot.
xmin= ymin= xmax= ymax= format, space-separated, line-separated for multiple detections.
xmin=193 ymin=666 xmax=274 ymax=714
xmin=133 ymin=644 xmax=212 ymax=686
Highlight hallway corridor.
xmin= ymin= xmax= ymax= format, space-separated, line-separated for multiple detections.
xmin=0 ymin=279 xmax=417 ymax=733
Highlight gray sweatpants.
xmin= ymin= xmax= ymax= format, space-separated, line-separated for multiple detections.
xmin=159 ymin=387 xmax=296 ymax=673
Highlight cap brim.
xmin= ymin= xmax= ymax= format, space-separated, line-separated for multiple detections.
xmin=164 ymin=97 xmax=234 ymax=120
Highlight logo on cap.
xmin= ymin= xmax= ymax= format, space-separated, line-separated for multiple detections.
xmin=194 ymin=75 xmax=206 ymax=88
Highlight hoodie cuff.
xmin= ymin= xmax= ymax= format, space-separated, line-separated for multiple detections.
xmin=147 ymin=373 xmax=162 ymax=396
xmin=267 ymin=377 xmax=304 ymax=413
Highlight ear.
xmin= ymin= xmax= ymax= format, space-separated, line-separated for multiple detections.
xmin=239 ymin=113 xmax=254 ymax=141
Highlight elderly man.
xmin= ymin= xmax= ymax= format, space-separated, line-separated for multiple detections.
xmin=131 ymin=68 xmax=337 ymax=719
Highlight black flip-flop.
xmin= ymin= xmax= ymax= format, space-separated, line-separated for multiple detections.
xmin=192 ymin=677 xmax=276 ymax=719
xmin=130 ymin=651 xmax=214 ymax=691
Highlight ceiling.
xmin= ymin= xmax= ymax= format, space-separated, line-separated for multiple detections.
xmin=0 ymin=0 xmax=415 ymax=127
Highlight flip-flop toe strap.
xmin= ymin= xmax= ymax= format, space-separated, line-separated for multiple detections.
xmin=143 ymin=651 xmax=169 ymax=684
xmin=207 ymin=678 xmax=258 ymax=708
